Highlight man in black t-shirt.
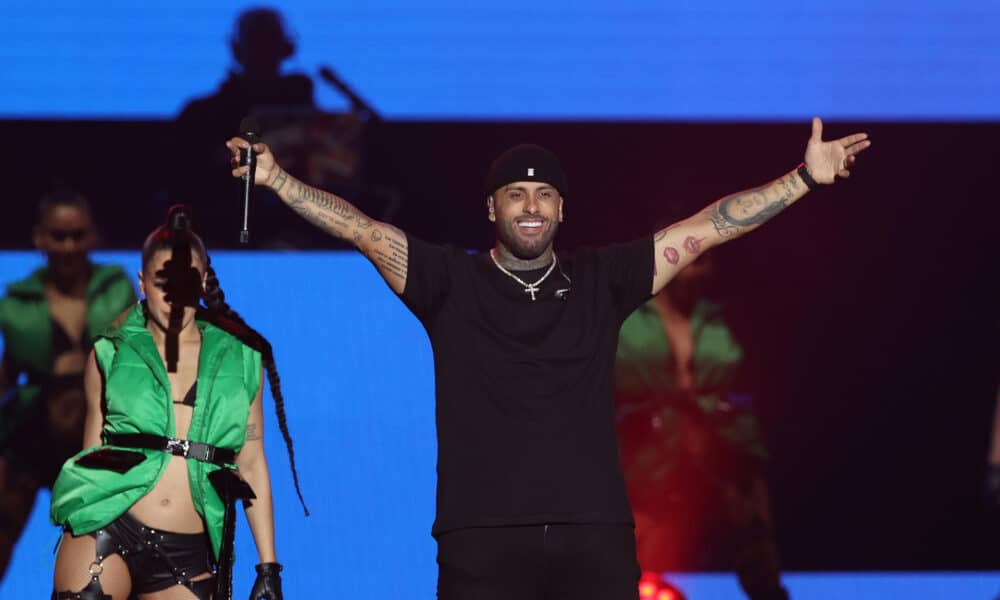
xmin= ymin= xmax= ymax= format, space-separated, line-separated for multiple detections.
xmin=226 ymin=119 xmax=870 ymax=600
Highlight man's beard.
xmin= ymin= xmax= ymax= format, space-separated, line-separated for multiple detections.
xmin=497 ymin=219 xmax=559 ymax=260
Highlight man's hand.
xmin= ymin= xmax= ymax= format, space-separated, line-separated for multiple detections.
xmin=226 ymin=138 xmax=280 ymax=188
xmin=803 ymin=117 xmax=872 ymax=184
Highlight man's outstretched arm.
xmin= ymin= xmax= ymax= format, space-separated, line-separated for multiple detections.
xmin=227 ymin=138 xmax=408 ymax=294
xmin=650 ymin=117 xmax=871 ymax=295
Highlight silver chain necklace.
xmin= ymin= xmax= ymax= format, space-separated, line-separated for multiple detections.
xmin=489 ymin=249 xmax=558 ymax=301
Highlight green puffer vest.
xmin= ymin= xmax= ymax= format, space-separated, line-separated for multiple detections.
xmin=0 ymin=263 xmax=136 ymax=418
xmin=50 ymin=303 xmax=262 ymax=559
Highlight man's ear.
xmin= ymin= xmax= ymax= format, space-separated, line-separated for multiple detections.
xmin=487 ymin=196 xmax=496 ymax=223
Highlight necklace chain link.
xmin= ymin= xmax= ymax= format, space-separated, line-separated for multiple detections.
xmin=489 ymin=249 xmax=558 ymax=301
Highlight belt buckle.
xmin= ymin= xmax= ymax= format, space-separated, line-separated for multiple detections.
xmin=166 ymin=438 xmax=190 ymax=457
xmin=188 ymin=441 xmax=212 ymax=462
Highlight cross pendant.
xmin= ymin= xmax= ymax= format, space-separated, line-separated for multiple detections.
xmin=524 ymin=284 xmax=539 ymax=301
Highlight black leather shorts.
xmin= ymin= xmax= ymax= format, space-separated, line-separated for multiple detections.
xmin=87 ymin=511 xmax=214 ymax=595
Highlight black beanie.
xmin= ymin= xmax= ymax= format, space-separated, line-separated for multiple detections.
xmin=484 ymin=144 xmax=568 ymax=198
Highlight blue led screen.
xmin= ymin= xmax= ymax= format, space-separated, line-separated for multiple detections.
xmin=1 ymin=1 xmax=997 ymax=120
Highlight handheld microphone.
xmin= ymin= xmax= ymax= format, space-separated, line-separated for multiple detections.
xmin=238 ymin=116 xmax=260 ymax=244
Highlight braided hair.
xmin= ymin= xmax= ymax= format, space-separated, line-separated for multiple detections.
xmin=201 ymin=257 xmax=309 ymax=515
xmin=142 ymin=205 xmax=309 ymax=515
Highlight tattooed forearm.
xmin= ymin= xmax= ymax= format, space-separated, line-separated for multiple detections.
xmin=779 ymin=171 xmax=799 ymax=197
xmin=283 ymin=181 xmax=364 ymax=239
xmin=294 ymin=184 xmax=356 ymax=221
xmin=273 ymin=172 xmax=410 ymax=287
xmin=246 ymin=423 xmax=261 ymax=442
xmin=703 ymin=173 xmax=798 ymax=238
xmin=271 ymin=169 xmax=289 ymax=193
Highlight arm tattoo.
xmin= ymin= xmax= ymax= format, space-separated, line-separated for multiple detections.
xmin=683 ymin=236 xmax=705 ymax=254
xmin=280 ymin=178 xmax=407 ymax=282
xmin=294 ymin=184 xmax=355 ymax=221
xmin=365 ymin=227 xmax=408 ymax=281
xmin=271 ymin=169 xmax=289 ymax=193
xmin=246 ymin=423 xmax=261 ymax=442
xmin=704 ymin=176 xmax=793 ymax=237
xmin=654 ymin=225 xmax=676 ymax=242
xmin=286 ymin=182 xmax=359 ymax=238
xmin=663 ymin=246 xmax=680 ymax=265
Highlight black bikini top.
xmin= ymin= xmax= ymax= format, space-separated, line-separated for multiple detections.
xmin=173 ymin=381 xmax=197 ymax=407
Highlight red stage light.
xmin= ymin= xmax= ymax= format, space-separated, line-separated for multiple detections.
xmin=637 ymin=570 xmax=686 ymax=600
xmin=639 ymin=571 xmax=661 ymax=598
xmin=656 ymin=589 xmax=678 ymax=600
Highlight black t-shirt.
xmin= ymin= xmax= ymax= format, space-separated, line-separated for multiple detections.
xmin=400 ymin=235 xmax=654 ymax=536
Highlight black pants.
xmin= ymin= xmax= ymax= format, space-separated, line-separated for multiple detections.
xmin=437 ymin=524 xmax=640 ymax=600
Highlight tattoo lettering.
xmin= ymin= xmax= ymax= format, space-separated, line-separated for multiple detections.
xmin=284 ymin=181 xmax=367 ymax=238
xmin=293 ymin=184 xmax=356 ymax=222
xmin=779 ymin=173 xmax=795 ymax=198
xmin=271 ymin=169 xmax=289 ymax=193
xmin=663 ymin=246 xmax=680 ymax=265
xmin=246 ymin=424 xmax=261 ymax=442
xmin=788 ymin=172 xmax=801 ymax=190
xmin=366 ymin=227 xmax=408 ymax=281
xmin=353 ymin=231 xmax=363 ymax=243
xmin=683 ymin=236 xmax=705 ymax=254
xmin=371 ymin=249 xmax=406 ymax=280
xmin=357 ymin=216 xmax=373 ymax=229
xmin=705 ymin=205 xmax=740 ymax=237
xmin=313 ymin=212 xmax=348 ymax=232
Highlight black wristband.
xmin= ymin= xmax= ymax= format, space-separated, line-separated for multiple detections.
xmin=256 ymin=562 xmax=283 ymax=575
xmin=796 ymin=163 xmax=818 ymax=190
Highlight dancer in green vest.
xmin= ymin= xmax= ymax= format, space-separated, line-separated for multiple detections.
xmin=0 ymin=190 xmax=136 ymax=582
xmin=615 ymin=254 xmax=786 ymax=600
xmin=49 ymin=206 xmax=303 ymax=600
